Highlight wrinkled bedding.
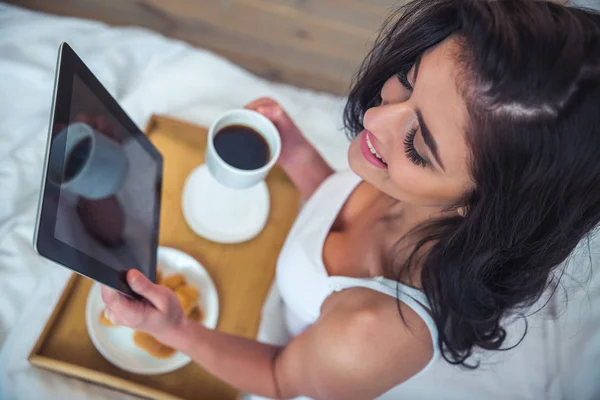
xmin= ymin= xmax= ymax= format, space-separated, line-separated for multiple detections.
xmin=0 ymin=3 xmax=599 ymax=400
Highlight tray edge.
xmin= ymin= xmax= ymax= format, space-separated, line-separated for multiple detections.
xmin=28 ymin=273 xmax=81 ymax=361
xmin=29 ymin=354 xmax=181 ymax=400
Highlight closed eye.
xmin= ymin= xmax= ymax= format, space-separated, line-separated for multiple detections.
xmin=404 ymin=127 xmax=427 ymax=168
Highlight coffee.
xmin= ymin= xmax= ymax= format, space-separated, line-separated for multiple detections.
xmin=213 ymin=125 xmax=270 ymax=170
xmin=64 ymin=137 xmax=92 ymax=182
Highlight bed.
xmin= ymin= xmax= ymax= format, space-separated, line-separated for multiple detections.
xmin=0 ymin=3 xmax=599 ymax=400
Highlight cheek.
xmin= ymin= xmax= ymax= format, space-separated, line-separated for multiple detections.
xmin=347 ymin=136 xmax=369 ymax=176
xmin=387 ymin=158 xmax=430 ymax=202
xmin=386 ymin=157 xmax=462 ymax=206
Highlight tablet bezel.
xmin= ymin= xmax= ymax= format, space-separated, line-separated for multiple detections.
xmin=33 ymin=43 xmax=162 ymax=299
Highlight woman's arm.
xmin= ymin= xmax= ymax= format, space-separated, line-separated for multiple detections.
xmin=245 ymin=98 xmax=334 ymax=201
xmin=281 ymin=144 xmax=335 ymax=202
xmin=102 ymin=271 xmax=433 ymax=399
xmin=167 ymin=320 xmax=284 ymax=397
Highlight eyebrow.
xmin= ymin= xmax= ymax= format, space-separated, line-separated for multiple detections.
xmin=417 ymin=110 xmax=445 ymax=171
xmin=412 ymin=55 xmax=445 ymax=171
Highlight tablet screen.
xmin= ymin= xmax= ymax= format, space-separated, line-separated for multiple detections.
xmin=49 ymin=74 xmax=160 ymax=282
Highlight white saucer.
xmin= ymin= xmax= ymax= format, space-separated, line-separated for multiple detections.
xmin=85 ymin=246 xmax=219 ymax=375
xmin=182 ymin=164 xmax=270 ymax=244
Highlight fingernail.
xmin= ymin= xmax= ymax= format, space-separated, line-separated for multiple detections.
xmin=128 ymin=269 xmax=144 ymax=289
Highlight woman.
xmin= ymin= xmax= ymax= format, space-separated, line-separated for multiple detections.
xmin=101 ymin=0 xmax=600 ymax=398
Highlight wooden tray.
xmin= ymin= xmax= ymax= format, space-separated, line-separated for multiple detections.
xmin=29 ymin=115 xmax=301 ymax=399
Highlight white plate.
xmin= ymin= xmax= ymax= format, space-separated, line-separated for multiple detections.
xmin=182 ymin=164 xmax=270 ymax=244
xmin=85 ymin=246 xmax=219 ymax=375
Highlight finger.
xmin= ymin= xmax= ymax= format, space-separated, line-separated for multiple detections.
xmin=244 ymin=98 xmax=300 ymax=138
xmin=244 ymin=97 xmax=271 ymax=109
xmin=258 ymin=104 xmax=285 ymax=121
xmin=261 ymin=107 xmax=299 ymax=137
xmin=250 ymin=103 xmax=289 ymax=127
xmin=127 ymin=269 xmax=170 ymax=311
xmin=101 ymin=285 xmax=118 ymax=306
xmin=244 ymin=97 xmax=276 ymax=111
xmin=101 ymin=289 xmax=147 ymax=327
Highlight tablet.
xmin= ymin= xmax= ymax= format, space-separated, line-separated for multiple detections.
xmin=34 ymin=43 xmax=163 ymax=299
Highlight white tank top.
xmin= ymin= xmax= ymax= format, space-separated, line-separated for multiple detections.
xmin=275 ymin=170 xmax=440 ymax=394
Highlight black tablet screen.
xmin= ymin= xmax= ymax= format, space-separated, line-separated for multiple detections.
xmin=49 ymin=74 xmax=160 ymax=283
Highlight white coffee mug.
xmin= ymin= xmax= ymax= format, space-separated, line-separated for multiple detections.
xmin=48 ymin=122 xmax=129 ymax=199
xmin=205 ymin=109 xmax=281 ymax=189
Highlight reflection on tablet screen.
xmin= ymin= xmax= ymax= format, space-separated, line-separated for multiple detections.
xmin=50 ymin=75 xmax=160 ymax=279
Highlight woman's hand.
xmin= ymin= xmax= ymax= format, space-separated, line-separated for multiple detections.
xmin=245 ymin=97 xmax=334 ymax=200
xmin=245 ymin=97 xmax=311 ymax=166
xmin=101 ymin=269 xmax=186 ymax=344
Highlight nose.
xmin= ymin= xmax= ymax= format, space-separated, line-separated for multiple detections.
xmin=363 ymin=102 xmax=413 ymax=141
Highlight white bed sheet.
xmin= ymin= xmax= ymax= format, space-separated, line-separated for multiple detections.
xmin=0 ymin=4 xmax=347 ymax=399
xmin=0 ymin=3 xmax=599 ymax=400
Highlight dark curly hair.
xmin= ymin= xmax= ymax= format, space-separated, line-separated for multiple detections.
xmin=344 ymin=0 xmax=600 ymax=368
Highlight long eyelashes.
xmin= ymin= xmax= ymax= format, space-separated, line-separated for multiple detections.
xmin=404 ymin=128 xmax=427 ymax=167
xmin=396 ymin=66 xmax=425 ymax=168
xmin=399 ymin=67 xmax=425 ymax=167
xmin=397 ymin=69 xmax=414 ymax=92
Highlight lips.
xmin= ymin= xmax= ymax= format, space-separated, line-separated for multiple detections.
xmin=359 ymin=130 xmax=388 ymax=169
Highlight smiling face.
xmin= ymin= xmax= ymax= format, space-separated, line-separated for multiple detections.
xmin=348 ymin=37 xmax=473 ymax=208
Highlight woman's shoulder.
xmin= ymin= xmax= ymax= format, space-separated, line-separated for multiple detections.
xmin=321 ymin=285 xmax=433 ymax=352
xmin=298 ymin=286 xmax=434 ymax=396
